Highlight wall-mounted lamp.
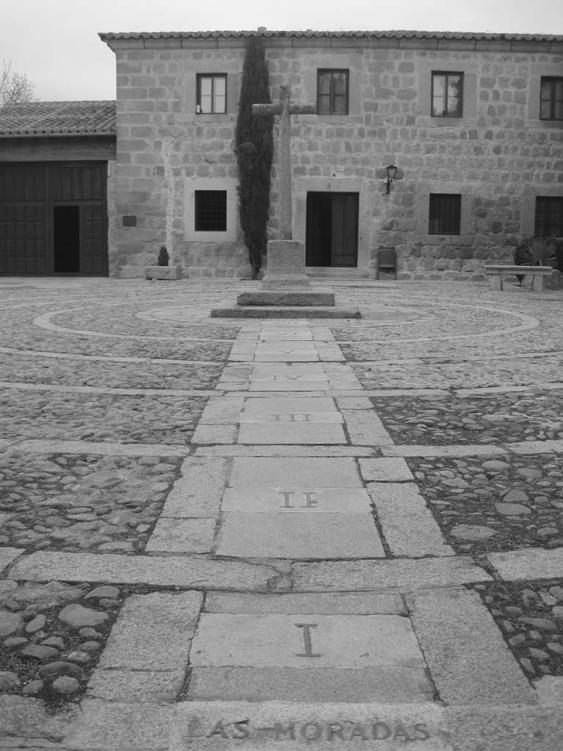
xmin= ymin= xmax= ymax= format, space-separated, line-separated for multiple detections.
xmin=385 ymin=164 xmax=398 ymax=194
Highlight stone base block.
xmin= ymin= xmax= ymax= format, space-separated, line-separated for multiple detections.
xmin=262 ymin=240 xmax=311 ymax=289
xmin=118 ymin=265 xmax=146 ymax=279
xmin=237 ymin=290 xmax=335 ymax=307
xmin=211 ymin=305 xmax=360 ymax=319
xmin=262 ymin=275 xmax=312 ymax=289
xmin=145 ymin=265 xmax=181 ymax=280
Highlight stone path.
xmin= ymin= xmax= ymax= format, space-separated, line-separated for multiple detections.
xmin=1 ymin=278 xmax=563 ymax=750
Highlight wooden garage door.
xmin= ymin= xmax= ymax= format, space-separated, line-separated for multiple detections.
xmin=0 ymin=162 xmax=108 ymax=275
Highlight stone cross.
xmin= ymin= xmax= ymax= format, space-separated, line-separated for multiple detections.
xmin=253 ymin=85 xmax=316 ymax=240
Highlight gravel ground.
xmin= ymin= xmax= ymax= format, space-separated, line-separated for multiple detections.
xmin=472 ymin=579 xmax=563 ymax=682
xmin=0 ymin=453 xmax=181 ymax=554
xmin=353 ymin=355 xmax=563 ymax=389
xmin=409 ymin=454 xmax=563 ymax=554
xmin=371 ymin=391 xmax=563 ymax=444
xmin=0 ymin=580 xmax=123 ymax=705
xmin=0 ymin=333 xmax=234 ymax=362
xmin=0 ymin=392 xmax=208 ymax=444
xmin=0 ymin=353 xmax=223 ymax=390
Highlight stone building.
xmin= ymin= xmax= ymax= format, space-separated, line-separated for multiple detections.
xmin=1 ymin=30 xmax=562 ymax=279
xmin=0 ymin=101 xmax=116 ymax=275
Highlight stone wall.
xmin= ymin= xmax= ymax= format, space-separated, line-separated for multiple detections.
xmin=106 ymin=36 xmax=563 ymax=279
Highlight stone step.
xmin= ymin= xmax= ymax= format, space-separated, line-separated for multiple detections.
xmin=237 ymin=290 xmax=335 ymax=306
xmin=306 ymin=266 xmax=371 ymax=280
xmin=210 ymin=305 xmax=361 ymax=319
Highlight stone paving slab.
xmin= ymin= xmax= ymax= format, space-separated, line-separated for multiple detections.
xmin=239 ymin=411 xmax=344 ymax=423
xmin=10 ymin=439 xmax=191 ymax=457
xmin=86 ymin=668 xmax=186 ymax=703
xmin=249 ymin=377 xmax=331 ymax=391
xmin=237 ymin=421 xmax=347 ymax=444
xmin=63 ymin=699 xmax=172 ymax=750
xmin=341 ymin=409 xmax=395 ymax=445
xmin=171 ymin=701 xmax=448 ymax=749
xmin=382 ymin=443 xmax=508 ymax=457
xmin=7 ymin=552 xmax=285 ymax=591
xmin=336 ymin=396 xmax=373 ymax=409
xmin=229 ymin=456 xmax=363 ymax=487
xmin=145 ymin=518 xmax=217 ymax=554
xmin=242 ymin=395 xmax=338 ymax=413
xmin=159 ymin=457 xmax=228 ymax=518
xmin=221 ymin=487 xmax=372 ymax=512
xmin=487 ymin=548 xmax=563 ymax=580
xmin=196 ymin=396 xmax=246 ymax=424
xmin=96 ymin=592 xmax=201 ymax=671
xmin=360 ymin=457 xmax=415 ymax=482
xmin=444 ymin=704 xmax=563 ymax=751
xmin=292 ymin=557 xmax=492 ymax=591
xmin=196 ymin=445 xmax=378 ymax=456
xmin=192 ymin=424 xmax=238 ymax=444
xmin=217 ymin=512 xmax=385 ymax=559
xmin=204 ymin=592 xmax=406 ymax=614
xmin=190 ymin=613 xmax=425 ymax=668
xmin=367 ymin=483 xmax=454 ymax=557
xmin=186 ymin=666 xmax=434 ymax=703
xmin=408 ymin=588 xmax=536 ymax=706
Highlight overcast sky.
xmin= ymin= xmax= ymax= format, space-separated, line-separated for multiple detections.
xmin=2 ymin=0 xmax=562 ymax=101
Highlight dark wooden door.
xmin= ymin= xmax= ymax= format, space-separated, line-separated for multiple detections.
xmin=0 ymin=163 xmax=48 ymax=274
xmin=331 ymin=193 xmax=358 ymax=266
xmin=0 ymin=162 xmax=108 ymax=275
xmin=306 ymin=191 xmax=358 ymax=267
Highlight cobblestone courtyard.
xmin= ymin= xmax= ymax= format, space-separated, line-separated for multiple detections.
xmin=0 ymin=276 xmax=563 ymax=750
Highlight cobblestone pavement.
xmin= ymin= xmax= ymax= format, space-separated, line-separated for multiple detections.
xmin=1 ymin=277 xmax=563 ymax=750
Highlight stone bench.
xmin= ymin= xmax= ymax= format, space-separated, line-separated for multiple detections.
xmin=484 ymin=265 xmax=553 ymax=291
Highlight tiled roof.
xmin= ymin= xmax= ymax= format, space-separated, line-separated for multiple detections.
xmin=0 ymin=100 xmax=116 ymax=137
xmin=99 ymin=29 xmax=563 ymax=42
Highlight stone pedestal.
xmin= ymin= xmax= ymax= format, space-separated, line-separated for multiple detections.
xmin=145 ymin=265 xmax=181 ymax=280
xmin=262 ymin=240 xmax=311 ymax=289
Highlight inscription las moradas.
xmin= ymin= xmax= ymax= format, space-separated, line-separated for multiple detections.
xmin=186 ymin=717 xmax=432 ymax=743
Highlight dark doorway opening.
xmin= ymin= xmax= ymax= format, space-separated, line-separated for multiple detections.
xmin=54 ymin=205 xmax=80 ymax=273
xmin=306 ymin=192 xmax=359 ymax=267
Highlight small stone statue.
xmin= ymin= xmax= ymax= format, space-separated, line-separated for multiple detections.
xmin=157 ymin=246 xmax=169 ymax=266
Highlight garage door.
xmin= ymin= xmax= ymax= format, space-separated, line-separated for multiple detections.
xmin=0 ymin=162 xmax=108 ymax=275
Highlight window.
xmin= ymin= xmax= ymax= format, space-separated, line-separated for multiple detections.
xmin=540 ymin=77 xmax=563 ymax=121
xmin=196 ymin=74 xmax=227 ymax=114
xmin=429 ymin=194 xmax=461 ymax=235
xmin=535 ymin=197 xmax=563 ymax=236
xmin=194 ymin=191 xmax=227 ymax=231
xmin=317 ymin=69 xmax=349 ymax=115
xmin=431 ymin=72 xmax=463 ymax=117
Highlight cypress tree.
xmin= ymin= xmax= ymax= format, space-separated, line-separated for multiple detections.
xmin=235 ymin=37 xmax=273 ymax=279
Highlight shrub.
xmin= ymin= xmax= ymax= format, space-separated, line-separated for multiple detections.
xmin=235 ymin=37 xmax=273 ymax=279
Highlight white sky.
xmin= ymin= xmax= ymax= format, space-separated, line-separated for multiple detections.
xmin=1 ymin=0 xmax=562 ymax=101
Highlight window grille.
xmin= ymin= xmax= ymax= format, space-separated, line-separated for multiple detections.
xmin=540 ymin=77 xmax=563 ymax=121
xmin=317 ymin=70 xmax=349 ymax=115
xmin=429 ymin=194 xmax=461 ymax=235
xmin=535 ymin=196 xmax=563 ymax=236
xmin=194 ymin=191 xmax=227 ymax=231
xmin=431 ymin=72 xmax=463 ymax=117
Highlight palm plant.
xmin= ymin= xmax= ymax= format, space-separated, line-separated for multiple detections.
xmin=514 ymin=236 xmax=557 ymax=267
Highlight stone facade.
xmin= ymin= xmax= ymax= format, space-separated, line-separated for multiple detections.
xmin=101 ymin=31 xmax=563 ymax=280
